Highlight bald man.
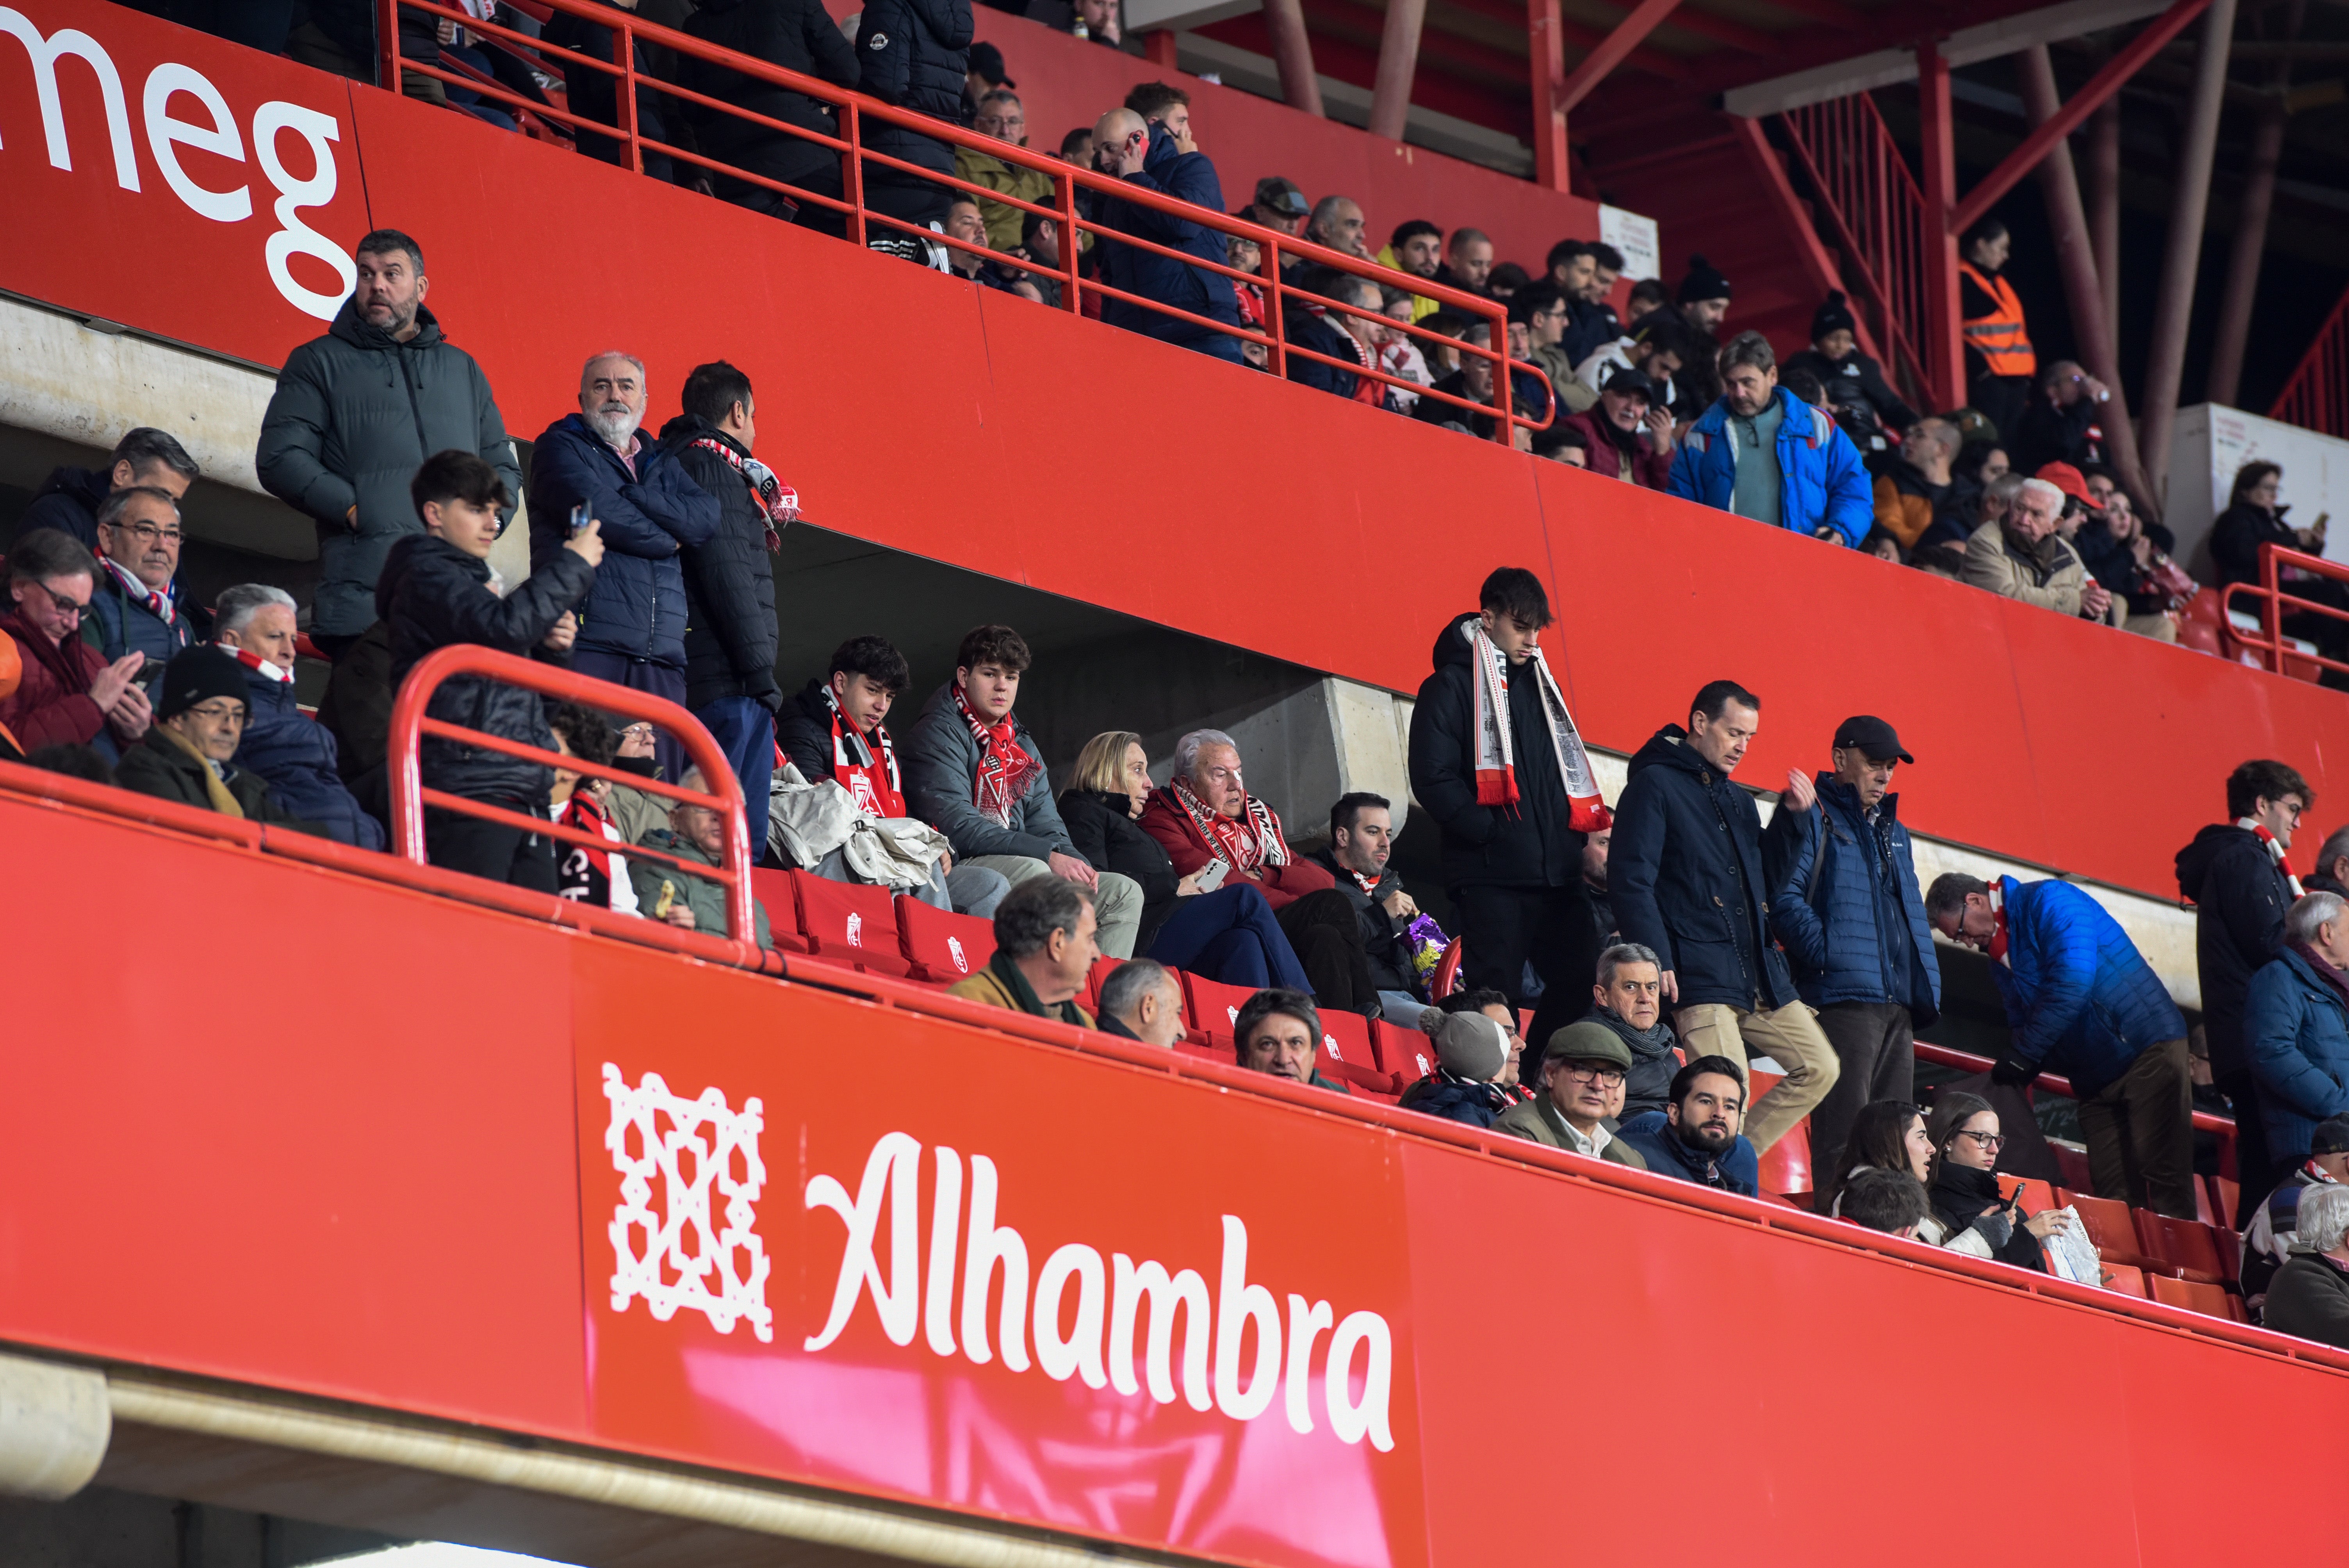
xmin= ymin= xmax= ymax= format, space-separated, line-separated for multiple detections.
xmin=1089 ymin=108 xmax=1244 ymax=363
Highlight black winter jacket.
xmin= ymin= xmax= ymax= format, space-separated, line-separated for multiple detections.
xmin=1305 ymin=847 xmax=1415 ymax=992
xmin=1061 ymin=788 xmax=1181 ymax=948
xmin=1611 ymin=725 xmax=1795 ymax=1011
xmin=1588 ymin=1005 xmax=1680 ymax=1121
xmin=234 ymin=662 xmax=386 ymax=850
xmin=1407 ymin=612 xmax=1584 ymax=890
xmin=778 ymin=679 xmax=849 ymax=784
xmin=2211 ymin=501 xmax=2299 ymax=589
xmin=1093 ymin=122 xmax=1241 ymax=356
xmin=1780 ymin=346 xmax=1917 ymax=433
xmin=658 ymin=415 xmax=780 ymax=710
xmin=2011 ymin=394 xmax=2098 ymax=474
xmin=544 ymin=0 xmax=674 ymax=177
xmin=382 ymin=535 xmax=597 ymax=804
xmin=256 ymin=299 xmax=520 ymax=637
xmin=1285 ymin=311 xmax=1365 ymax=399
xmin=855 ymin=0 xmax=972 ymax=177
xmin=2177 ymin=823 xmax=2294 ymax=1080
xmin=526 ymin=413 xmax=719 ymax=672
xmin=18 ymin=465 xmax=107 ymax=547
xmin=683 ymin=0 xmax=861 ymax=187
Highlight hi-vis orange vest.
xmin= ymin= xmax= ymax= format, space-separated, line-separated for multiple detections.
xmin=1959 ymin=261 xmax=2035 ymax=377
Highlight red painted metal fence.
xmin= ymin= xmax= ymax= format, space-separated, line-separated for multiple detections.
xmin=1776 ymin=93 xmax=1933 ymax=405
xmin=2270 ymin=280 xmax=2349 ymax=438
xmin=2219 ymin=540 xmax=2349 ymax=680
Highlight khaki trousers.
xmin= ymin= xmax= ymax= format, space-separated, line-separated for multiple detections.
xmin=1673 ymin=1000 xmax=1841 ymax=1156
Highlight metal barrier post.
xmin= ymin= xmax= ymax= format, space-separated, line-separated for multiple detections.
xmin=377 ymin=0 xmax=400 ymax=93
xmin=619 ymin=18 xmax=643 ymax=175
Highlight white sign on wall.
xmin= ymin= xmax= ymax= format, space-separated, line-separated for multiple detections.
xmin=2165 ymin=403 xmax=2348 ymax=577
xmin=1598 ymin=205 xmax=1659 ymax=283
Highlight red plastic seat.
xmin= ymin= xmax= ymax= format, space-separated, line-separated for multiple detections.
xmin=1431 ymin=937 xmax=1463 ymax=997
xmin=1998 ymin=1178 xmax=2056 ymax=1216
xmin=1757 ymin=1119 xmax=1812 ymax=1200
xmin=1371 ymin=1019 xmax=1435 ymax=1082
xmin=898 ymin=898 xmax=994 ymax=985
xmin=2148 ymin=1274 xmax=2246 ymax=1322
xmin=789 ymin=872 xmax=913 ymax=978
xmin=1182 ymin=972 xmax=1257 ymax=1051
xmin=2191 ymin=1178 xmax=2218 ymax=1226
xmin=2210 ymin=1175 xmax=2241 ymax=1230
xmin=2100 ymin=1263 xmax=2150 ymax=1299
xmin=2051 ymin=1143 xmax=2094 ymax=1194
xmin=2058 ymin=1190 xmax=2173 ymax=1277
xmin=747 ymin=867 xmax=812 ymax=952
xmin=2134 ymin=1211 xmax=2238 ymax=1285
xmin=1081 ymin=955 xmax=1122 ymax=1013
xmin=1319 ymin=1011 xmax=1376 ymax=1074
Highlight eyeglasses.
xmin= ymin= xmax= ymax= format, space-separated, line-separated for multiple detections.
xmin=1954 ymin=1129 xmax=2005 ymax=1151
xmin=1560 ymin=1063 xmax=1625 ymax=1085
xmin=184 ymin=701 xmax=247 ymax=725
xmin=32 ymin=581 xmax=89 ymax=619
xmin=119 ymin=521 xmax=184 ymax=546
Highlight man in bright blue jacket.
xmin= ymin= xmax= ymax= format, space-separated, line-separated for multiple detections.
xmin=1089 ymin=109 xmax=1242 ymax=363
xmin=528 ymin=351 xmax=719 ymax=782
xmin=1927 ymin=871 xmax=2194 ymax=1217
xmin=2247 ymin=892 xmax=2349 ymax=1175
xmin=1665 ymin=330 xmax=1872 ymax=546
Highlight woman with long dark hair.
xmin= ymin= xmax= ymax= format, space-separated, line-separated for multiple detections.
xmin=2210 ymin=460 xmax=2347 ymax=679
xmin=1919 ymin=1092 xmax=2079 ymax=1270
xmin=1818 ymin=1099 xmax=1932 ymax=1218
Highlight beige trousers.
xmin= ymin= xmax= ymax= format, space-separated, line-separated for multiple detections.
xmin=1673 ymin=1000 xmax=1841 ymax=1156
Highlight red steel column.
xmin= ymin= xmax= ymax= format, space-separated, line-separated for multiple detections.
xmin=1529 ymin=0 xmax=1569 ymax=192
xmin=1917 ymin=39 xmax=1966 ymax=412
xmin=1369 ymin=0 xmax=1428 ymax=141
xmin=1142 ymin=29 xmax=1179 ymax=66
xmin=1261 ymin=0 xmax=1325 ymax=115
xmin=2140 ymin=0 xmax=2239 ymax=498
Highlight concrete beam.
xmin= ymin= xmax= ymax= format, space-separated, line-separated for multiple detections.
xmin=1176 ymin=34 xmax=1538 ymax=174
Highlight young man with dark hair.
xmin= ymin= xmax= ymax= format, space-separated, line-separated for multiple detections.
xmin=1840 ymin=1167 xmax=1929 ymax=1238
xmin=906 ymin=624 xmax=1142 ymax=955
xmin=21 ymin=426 xmax=200 ymax=549
xmin=1409 ymin=567 xmax=1611 ymax=1046
xmin=659 ymin=359 xmax=788 ymax=853
xmin=1508 ymin=281 xmax=1582 ymax=411
xmin=1306 ymin=791 xmax=1424 ymax=1019
xmin=1436 ymin=228 xmax=1493 ymax=295
xmin=2176 ymin=757 xmax=2317 ymax=1207
xmin=1379 ymin=219 xmax=1444 ymax=322
xmin=1616 ymin=1055 xmax=1760 ymax=1195
xmin=1613 ymin=680 xmax=1840 ymax=1155
xmin=1124 ymin=80 xmax=1192 ymax=140
xmin=381 ymin=449 xmax=603 ymax=889
xmin=948 ymin=876 xmax=1098 ymax=1026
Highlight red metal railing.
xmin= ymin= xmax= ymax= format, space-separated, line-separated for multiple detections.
xmin=2219 ymin=541 xmax=2349 ymax=681
xmin=1777 ymin=95 xmax=1933 ymax=407
xmin=2270 ymin=280 xmax=2349 ymax=438
xmin=385 ymin=644 xmax=764 ymax=967
xmin=1916 ymin=1041 xmax=2238 ymax=1175
xmin=375 ymin=0 xmax=1551 ymax=440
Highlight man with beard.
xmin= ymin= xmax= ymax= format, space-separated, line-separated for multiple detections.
xmin=1308 ymin=791 xmax=1424 ymax=1020
xmin=1618 ymin=1056 xmax=1759 ymax=1196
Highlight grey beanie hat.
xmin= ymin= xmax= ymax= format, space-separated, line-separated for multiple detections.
xmin=1433 ymin=1010 xmax=1510 ymax=1081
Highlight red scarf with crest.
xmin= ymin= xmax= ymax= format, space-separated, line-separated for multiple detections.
xmin=954 ymin=683 xmax=1039 ymax=827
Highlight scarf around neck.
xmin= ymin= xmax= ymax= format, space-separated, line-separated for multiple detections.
xmin=152 ymin=724 xmax=242 ymax=818
xmin=100 ymin=551 xmax=173 ymax=624
xmin=226 ymin=646 xmax=293 ymax=684
xmin=1987 ymin=879 xmax=2010 ymax=965
xmin=954 ymin=683 xmax=1039 ymax=827
xmin=825 ymin=683 xmax=903 ymax=819
xmin=690 ymin=435 xmax=799 ymax=550
xmin=2241 ymin=818 xmax=2306 ymax=897
xmin=2293 ymin=941 xmax=2349 ymax=1013
xmin=1171 ymin=775 xmax=1288 ymax=872
xmin=1461 ymin=617 xmax=1609 ymax=832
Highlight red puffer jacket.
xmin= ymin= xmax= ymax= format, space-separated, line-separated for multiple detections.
xmin=1559 ymin=407 xmax=1673 ymax=490
xmin=1137 ymin=787 xmax=1335 ymax=912
xmin=0 ymin=609 xmax=110 ymax=751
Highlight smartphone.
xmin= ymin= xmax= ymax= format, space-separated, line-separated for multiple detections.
xmin=1194 ymin=857 xmax=1230 ymax=892
xmin=569 ymin=503 xmax=591 ymax=536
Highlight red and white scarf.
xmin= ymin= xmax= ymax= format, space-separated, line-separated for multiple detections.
xmin=1987 ymin=879 xmax=2010 ymax=966
xmin=99 ymin=551 xmax=173 ymax=624
xmin=691 ymin=436 xmax=800 ymax=551
xmin=2240 ymin=817 xmax=2305 ymax=897
xmin=225 ymin=645 xmax=292 ymax=684
xmin=825 ymin=682 xmax=904 ymax=819
xmin=1169 ymin=775 xmax=1289 ymax=872
xmin=1463 ymin=616 xmax=1609 ymax=832
xmin=556 ymin=790 xmax=636 ymax=914
xmin=954 ymin=683 xmax=1039 ymax=827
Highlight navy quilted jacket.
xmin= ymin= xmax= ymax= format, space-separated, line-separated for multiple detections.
xmin=2247 ymin=948 xmax=2349 ymax=1167
xmin=526 ymin=413 xmax=719 ymax=671
xmin=1991 ymin=875 xmax=2185 ymax=1099
xmin=1762 ymin=775 xmax=1941 ymax=1023
xmin=233 ymin=662 xmax=385 ymax=851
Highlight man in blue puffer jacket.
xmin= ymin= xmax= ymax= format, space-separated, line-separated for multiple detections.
xmin=1089 ymin=110 xmax=1242 ymax=363
xmin=2247 ymin=892 xmax=2349 ymax=1176
xmin=214 ymin=583 xmax=385 ymax=851
xmin=1666 ymin=330 xmax=1872 ymax=546
xmin=1762 ymin=715 xmax=1940 ymax=1176
xmin=528 ymin=352 xmax=719 ymax=782
xmin=1927 ymin=871 xmax=2194 ymax=1217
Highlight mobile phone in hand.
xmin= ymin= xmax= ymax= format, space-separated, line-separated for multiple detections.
xmin=1195 ymin=857 xmax=1230 ymax=892
xmin=569 ymin=503 xmax=590 ymax=536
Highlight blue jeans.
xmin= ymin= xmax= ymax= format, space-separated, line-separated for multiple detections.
xmin=1145 ymin=884 xmax=1314 ymax=994
xmin=695 ymin=695 xmax=775 ymax=857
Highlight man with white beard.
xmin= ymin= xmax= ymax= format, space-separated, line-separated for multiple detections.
xmin=527 ymin=351 xmax=720 ymax=779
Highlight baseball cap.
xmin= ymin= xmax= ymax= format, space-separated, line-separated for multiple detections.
xmin=1832 ymin=715 xmax=1913 ymax=764
xmin=1249 ymin=176 xmax=1309 ymax=218
xmin=968 ymin=41 xmax=1014 ymax=88
xmin=1600 ymin=365 xmax=1656 ymax=400
xmin=2313 ymin=1116 xmax=2349 ymax=1156
xmin=2035 ymin=461 xmax=2098 ymax=510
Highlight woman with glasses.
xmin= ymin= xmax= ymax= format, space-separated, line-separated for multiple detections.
xmin=1920 ymin=1091 xmax=2078 ymax=1269
xmin=0 ymin=527 xmax=151 ymax=763
xmin=1817 ymin=1099 xmax=1933 ymax=1218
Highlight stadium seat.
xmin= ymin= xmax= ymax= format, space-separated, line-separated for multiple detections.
xmin=2059 ymin=1190 xmax=2173 ymax=1276
xmin=898 ymin=898 xmax=994 ymax=985
xmin=2134 ymin=1211 xmax=2239 ymax=1285
xmin=2191 ymin=1178 xmax=2218 ymax=1226
xmin=1182 ymin=973 xmax=1256 ymax=1051
xmin=2210 ymin=1176 xmax=2240 ymax=1230
xmin=2051 ymin=1143 xmax=2094 ymax=1193
xmin=1369 ymin=1019 xmax=1433 ymax=1081
xmin=1432 ymin=938 xmax=1463 ymax=997
xmin=1320 ymin=1011 xmax=1376 ymax=1075
xmin=748 ymin=868 xmax=813 ymax=953
xmin=1998 ymin=1178 xmax=2056 ymax=1215
xmin=1759 ymin=1121 xmax=1812 ymax=1199
xmin=1084 ymin=955 xmax=1120 ymax=1014
xmin=2148 ymin=1275 xmax=2247 ymax=1322
xmin=789 ymin=873 xmax=914 ymax=978
xmin=2100 ymin=1263 xmax=2150 ymax=1298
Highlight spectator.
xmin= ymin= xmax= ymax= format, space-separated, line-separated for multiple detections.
xmin=657 ymin=361 xmax=788 ymax=853
xmin=2176 ymin=758 xmax=2312 ymax=1207
xmin=1402 ymin=1007 xmax=1519 ymax=1125
xmin=1617 ymin=1055 xmax=1759 ymax=1196
xmin=0 ymin=531 xmax=149 ymax=757
xmin=1779 ymin=292 xmax=1917 ymax=434
xmin=1089 ymin=109 xmax=1241 ymax=363
xmin=1376 ymin=220 xmax=1443 ymax=321
xmin=1124 ymin=80 xmax=1191 ymax=141
xmin=957 ymin=89 xmax=1054 ymax=248
xmin=1020 ymin=206 xmax=1071 ymax=310
xmin=1374 ymin=287 xmax=1431 ymax=410
xmin=1072 ymin=0 xmax=1125 ymax=47
xmin=1306 ymin=791 xmax=1425 ymax=1019
xmin=1974 ymin=469 xmax=2025 ymax=537
xmin=1624 ymin=276 xmax=1670 ymax=323
xmin=942 ymin=199 xmax=996 ymax=282
xmin=258 ymin=230 xmax=521 ymax=656
xmin=1098 ymin=955 xmax=1185 ymax=1046
xmin=1407 ymin=568 xmax=1610 ymax=1044
xmin=1948 ymin=438 xmax=2006 ymax=526
xmin=85 ymin=486 xmax=201 ymax=666
xmin=527 ymin=351 xmax=720 ymax=782
xmin=1762 ymin=716 xmax=1941 ymax=1178
xmin=549 ymin=703 xmax=648 ymax=917
xmin=2074 ymin=487 xmax=2190 ymax=643
xmin=1557 ymin=367 xmax=1673 ymax=489
xmin=2212 ymin=460 xmax=2348 ymax=675
xmin=2263 ymin=1183 xmax=2349 ymax=1349
xmin=683 ymin=0 xmax=863 ymax=229
xmin=20 ymin=428 xmax=199 ymax=549
xmin=1957 ymin=218 xmax=2034 ymax=439
xmin=1663 ymin=254 xmax=1731 ymax=420
xmin=1234 ymin=176 xmax=1310 ymax=241
xmin=2011 ymin=361 xmax=2110 ymax=474
xmin=1839 ymin=1167 xmax=1930 ymax=1239
xmin=1237 ymin=988 xmax=1347 ymax=1090
xmin=384 ymin=450 xmax=601 ymax=889
xmin=1927 ymin=871 xmax=2195 ymax=1216
xmin=0 ymin=630 xmax=18 ymax=761
xmin=1581 ymin=241 xmax=1625 ymax=344
xmin=1962 ymin=476 xmax=2116 ymax=623
xmin=1573 ymin=312 xmax=1694 ymax=409
xmin=1060 ymin=729 xmax=1313 ymax=989
xmin=1508 ymin=283 xmax=1582 ymax=410
xmin=1584 ymin=823 xmax=1616 ymax=944
xmin=2243 ymin=1113 xmax=2349 ymax=1315
xmin=855 ymin=0 xmax=975 ymax=261
xmin=2082 ymin=465 xmax=2169 ymax=548
xmin=1286 ymin=272 xmax=1388 ymax=405
xmin=114 ymin=646 xmax=319 ymax=831
xmin=599 ymin=720 xmax=673 ymax=846
xmin=628 ymin=766 xmax=777 ymax=946
xmin=1545 ymin=241 xmax=1611 ymax=366
xmin=1412 ymin=323 xmax=1515 ymax=442
xmin=1305 ymin=195 xmax=1370 ymax=260
xmin=1437 ymin=228 xmax=1494 ymax=295
xmin=1613 ymin=680 xmax=1838 ymax=1155
xmin=213 ymin=583 xmax=383 ymax=850
xmin=1486 ymin=261 xmax=1530 ymax=301
xmin=1497 ymin=1020 xmax=1649 ymax=1167
xmin=1815 ymin=1098 xmax=1933 ymax=1219
xmin=1870 ymin=417 xmax=1964 ymax=551
xmin=2311 ymin=824 xmax=2349 ymax=898
xmin=962 ymin=39 xmax=1011 ymax=112
xmin=2247 ymin=892 xmax=2349 ymax=1199
xmin=905 ymin=623 xmax=1143 ymax=955
xmin=1919 ymin=1092 xmax=2074 ymax=1268
xmin=545 ymin=1 xmax=677 ymax=181
xmin=1666 ymin=332 xmax=1871 ymax=545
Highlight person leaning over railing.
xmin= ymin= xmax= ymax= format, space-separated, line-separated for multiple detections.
xmin=1087 ymin=109 xmax=1242 ymax=363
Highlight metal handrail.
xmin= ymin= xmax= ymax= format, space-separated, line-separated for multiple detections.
xmin=1777 ymin=97 xmax=1933 ymax=409
xmin=2270 ymin=280 xmax=2349 ymax=438
xmin=2219 ymin=541 xmax=2349 ymax=680
xmin=385 ymin=643 xmax=763 ymax=966
xmin=1913 ymin=1042 xmax=2239 ymax=1142
xmin=376 ymin=0 xmax=1550 ymax=438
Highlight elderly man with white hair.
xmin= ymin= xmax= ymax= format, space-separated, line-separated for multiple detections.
xmin=1961 ymin=472 xmax=2116 ymax=622
xmin=213 ymin=583 xmax=385 ymax=850
xmin=2263 ymin=1182 xmax=2349 ymax=1347
xmin=526 ymin=350 xmax=720 ymax=780
xmin=2247 ymin=892 xmax=2349 ymax=1182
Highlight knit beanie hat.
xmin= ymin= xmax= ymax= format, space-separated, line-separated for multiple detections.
xmin=156 ymin=645 xmax=250 ymax=722
xmin=1432 ymin=1010 xmax=1511 ymax=1081
xmin=1677 ymin=253 xmax=1731 ymax=305
xmin=1810 ymin=289 xmax=1857 ymax=342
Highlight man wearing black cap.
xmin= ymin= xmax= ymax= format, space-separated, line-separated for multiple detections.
xmin=1780 ymin=290 xmax=1917 ymax=435
xmin=1762 ymin=715 xmax=1941 ymax=1175
xmin=1667 ymin=253 xmax=1731 ymax=421
xmin=1556 ymin=366 xmax=1673 ymax=489
xmin=114 ymin=645 xmax=322 ymax=830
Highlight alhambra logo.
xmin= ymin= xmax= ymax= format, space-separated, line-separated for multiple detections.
xmin=604 ymin=1064 xmax=774 ymax=1341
